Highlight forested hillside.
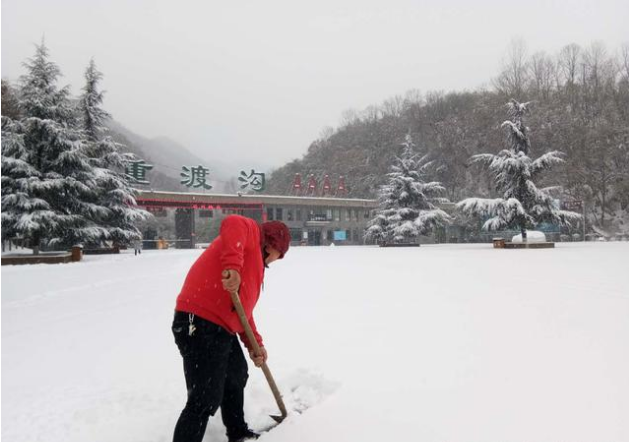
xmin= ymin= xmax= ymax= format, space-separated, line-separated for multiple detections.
xmin=267 ymin=42 xmax=629 ymax=233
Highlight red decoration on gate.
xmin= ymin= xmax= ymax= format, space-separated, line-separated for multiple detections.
xmin=292 ymin=173 xmax=302 ymax=194
xmin=307 ymin=174 xmax=317 ymax=195
xmin=322 ymin=175 xmax=331 ymax=195
xmin=287 ymin=173 xmax=349 ymax=196
xmin=337 ymin=176 xmax=347 ymax=195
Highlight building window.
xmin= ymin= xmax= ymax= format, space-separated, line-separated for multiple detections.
xmin=334 ymin=209 xmax=340 ymax=221
xmin=199 ymin=209 xmax=213 ymax=218
xmin=276 ymin=208 xmax=283 ymax=221
xmin=296 ymin=209 xmax=302 ymax=221
xmin=345 ymin=210 xmax=351 ymax=222
xmin=267 ymin=207 xmax=274 ymax=221
xmin=308 ymin=208 xmax=328 ymax=221
xmin=326 ymin=209 xmax=333 ymax=221
xmin=364 ymin=210 xmax=370 ymax=219
xmin=287 ymin=209 xmax=294 ymax=221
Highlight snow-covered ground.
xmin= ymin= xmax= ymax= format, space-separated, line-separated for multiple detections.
xmin=2 ymin=243 xmax=629 ymax=442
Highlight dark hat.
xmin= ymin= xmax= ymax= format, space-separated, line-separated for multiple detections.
xmin=261 ymin=221 xmax=290 ymax=259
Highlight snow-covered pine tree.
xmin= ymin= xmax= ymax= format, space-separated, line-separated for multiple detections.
xmin=80 ymin=59 xmax=111 ymax=143
xmin=364 ymin=181 xmax=395 ymax=245
xmin=456 ymin=99 xmax=581 ymax=241
xmin=78 ymin=59 xmax=148 ymax=246
xmin=365 ymin=134 xmax=450 ymax=244
xmin=1 ymin=118 xmax=49 ymax=249
xmin=1 ymin=42 xmax=107 ymax=253
xmin=1 ymin=80 xmax=22 ymax=120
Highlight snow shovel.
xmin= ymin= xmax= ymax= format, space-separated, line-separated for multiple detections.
xmin=223 ymin=271 xmax=288 ymax=424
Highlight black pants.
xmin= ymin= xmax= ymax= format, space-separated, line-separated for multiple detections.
xmin=172 ymin=311 xmax=249 ymax=442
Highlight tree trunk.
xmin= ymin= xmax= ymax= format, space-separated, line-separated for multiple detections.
xmin=32 ymin=235 xmax=41 ymax=255
xmin=521 ymin=226 xmax=528 ymax=243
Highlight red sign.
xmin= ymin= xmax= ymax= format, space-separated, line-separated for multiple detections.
xmin=307 ymin=174 xmax=317 ymax=194
xmin=292 ymin=173 xmax=302 ymax=191
xmin=337 ymin=176 xmax=346 ymax=193
xmin=322 ymin=175 xmax=331 ymax=194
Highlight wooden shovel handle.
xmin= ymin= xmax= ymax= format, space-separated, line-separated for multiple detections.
xmin=223 ymin=270 xmax=288 ymax=418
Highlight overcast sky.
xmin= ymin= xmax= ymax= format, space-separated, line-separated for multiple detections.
xmin=2 ymin=0 xmax=628 ymax=170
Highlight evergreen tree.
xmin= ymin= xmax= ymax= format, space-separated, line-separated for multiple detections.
xmin=1 ymin=80 xmax=22 ymax=120
xmin=365 ymin=134 xmax=450 ymax=244
xmin=78 ymin=59 xmax=148 ymax=246
xmin=1 ymin=117 xmax=50 ymax=248
xmin=1 ymin=42 xmax=106 ymax=253
xmin=364 ymin=182 xmax=395 ymax=245
xmin=456 ymin=99 xmax=581 ymax=241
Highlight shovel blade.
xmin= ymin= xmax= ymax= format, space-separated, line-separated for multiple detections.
xmin=270 ymin=414 xmax=286 ymax=423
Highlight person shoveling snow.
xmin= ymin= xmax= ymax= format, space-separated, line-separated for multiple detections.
xmin=171 ymin=215 xmax=290 ymax=442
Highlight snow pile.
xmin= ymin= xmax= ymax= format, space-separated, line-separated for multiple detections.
xmin=3 ymin=244 xmax=629 ymax=442
xmin=246 ymin=369 xmax=340 ymax=433
xmin=512 ymin=230 xmax=546 ymax=243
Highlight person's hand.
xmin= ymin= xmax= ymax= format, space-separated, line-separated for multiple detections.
xmin=249 ymin=347 xmax=268 ymax=367
xmin=222 ymin=269 xmax=241 ymax=293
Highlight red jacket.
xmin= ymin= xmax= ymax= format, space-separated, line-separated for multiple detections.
xmin=176 ymin=215 xmax=264 ymax=350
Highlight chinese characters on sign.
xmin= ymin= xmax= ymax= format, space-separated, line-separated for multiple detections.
xmin=126 ymin=159 xmax=269 ymax=193
xmin=181 ymin=165 xmax=213 ymax=190
xmin=125 ymin=160 xmax=153 ymax=184
xmin=238 ymin=169 xmax=266 ymax=192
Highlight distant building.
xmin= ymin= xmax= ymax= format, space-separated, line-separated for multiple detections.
xmin=136 ymin=190 xmax=378 ymax=247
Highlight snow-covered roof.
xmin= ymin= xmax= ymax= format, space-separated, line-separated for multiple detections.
xmin=135 ymin=189 xmax=378 ymax=208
